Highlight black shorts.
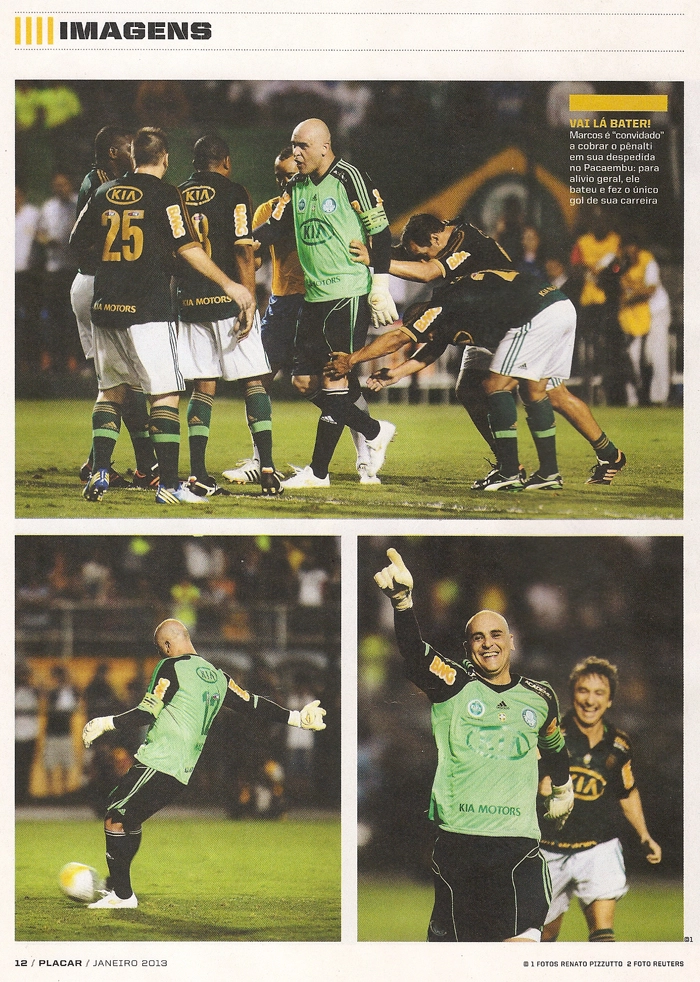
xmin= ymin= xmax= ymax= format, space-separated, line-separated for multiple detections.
xmin=428 ymin=831 xmax=551 ymax=942
xmin=105 ymin=763 xmax=185 ymax=831
xmin=260 ymin=292 xmax=304 ymax=373
xmin=292 ymin=295 xmax=370 ymax=377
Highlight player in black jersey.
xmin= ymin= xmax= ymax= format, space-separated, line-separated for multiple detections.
xmin=337 ymin=216 xmax=623 ymax=489
xmin=70 ymin=126 xmax=159 ymax=491
xmin=538 ymin=656 xmax=661 ymax=942
xmin=177 ymin=135 xmax=281 ymax=496
xmin=70 ymin=127 xmax=256 ymax=505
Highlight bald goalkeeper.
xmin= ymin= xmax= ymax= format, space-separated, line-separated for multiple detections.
xmin=81 ymin=618 xmax=327 ymax=908
xmin=374 ymin=548 xmax=573 ymax=942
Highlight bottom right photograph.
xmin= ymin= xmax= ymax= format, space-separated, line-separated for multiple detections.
xmin=357 ymin=536 xmax=683 ymax=943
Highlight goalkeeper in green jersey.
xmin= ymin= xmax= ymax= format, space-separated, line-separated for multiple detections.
xmin=254 ymin=118 xmax=397 ymax=488
xmin=81 ymin=619 xmax=327 ymax=909
xmin=374 ymin=549 xmax=573 ymax=942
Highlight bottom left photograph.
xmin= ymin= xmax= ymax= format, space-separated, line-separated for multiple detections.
xmin=15 ymin=534 xmax=341 ymax=942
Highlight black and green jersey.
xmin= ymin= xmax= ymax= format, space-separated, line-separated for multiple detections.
xmin=407 ymin=221 xmax=515 ymax=289
xmin=75 ymin=166 xmax=112 ymax=276
xmin=177 ymin=170 xmax=254 ymax=322
xmin=398 ymin=222 xmax=568 ymax=357
xmin=255 ymin=157 xmax=391 ymax=302
xmin=119 ymin=653 xmax=291 ymax=785
xmin=135 ymin=655 xmax=229 ymax=784
xmin=69 ymin=172 xmax=197 ymax=329
xmin=401 ymin=271 xmax=569 ymax=357
xmin=540 ymin=709 xmax=635 ymax=852
xmin=395 ymin=609 xmax=568 ymax=839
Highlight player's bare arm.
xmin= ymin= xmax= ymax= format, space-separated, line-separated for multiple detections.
xmin=619 ymin=788 xmax=662 ymax=863
xmin=178 ymin=241 xmax=255 ymax=334
xmin=232 ymin=240 xmax=257 ymax=339
xmin=325 ymin=327 xmax=412 ymax=379
xmin=350 ymin=238 xmax=443 ymax=283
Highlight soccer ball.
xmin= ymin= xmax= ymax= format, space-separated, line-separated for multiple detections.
xmin=58 ymin=862 xmax=104 ymax=903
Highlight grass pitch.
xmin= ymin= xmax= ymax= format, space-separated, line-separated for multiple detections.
xmin=16 ymin=816 xmax=340 ymax=941
xmin=16 ymin=398 xmax=681 ymax=519
xmin=358 ymin=877 xmax=683 ymax=942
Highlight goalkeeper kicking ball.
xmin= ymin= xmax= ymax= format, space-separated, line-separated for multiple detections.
xmin=58 ymin=862 xmax=104 ymax=903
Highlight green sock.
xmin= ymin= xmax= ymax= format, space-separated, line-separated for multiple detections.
xmin=122 ymin=386 xmax=157 ymax=475
xmin=149 ymin=405 xmax=180 ymax=489
xmin=187 ymin=390 xmax=214 ymax=479
xmin=486 ymin=391 xmax=519 ymax=476
xmin=524 ymin=396 xmax=558 ymax=476
xmin=591 ymin=431 xmax=619 ymax=462
xmin=91 ymin=401 xmax=122 ymax=471
xmin=245 ymin=382 xmax=273 ymax=469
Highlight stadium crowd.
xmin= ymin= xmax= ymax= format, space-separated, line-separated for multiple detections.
xmin=16 ymin=80 xmax=682 ymax=411
xmin=357 ymin=536 xmax=682 ymax=880
xmin=16 ymin=535 xmax=340 ymax=815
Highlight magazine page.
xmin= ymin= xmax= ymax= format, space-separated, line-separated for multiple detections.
xmin=7 ymin=2 xmax=695 ymax=981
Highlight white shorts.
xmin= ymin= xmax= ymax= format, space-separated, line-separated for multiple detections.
xmin=489 ymin=298 xmax=576 ymax=382
xmin=542 ymin=838 xmax=629 ymax=924
xmin=94 ymin=321 xmax=184 ymax=396
xmin=177 ymin=311 xmax=270 ymax=382
xmin=458 ymin=346 xmax=561 ymax=392
xmin=70 ymin=272 xmax=95 ymax=360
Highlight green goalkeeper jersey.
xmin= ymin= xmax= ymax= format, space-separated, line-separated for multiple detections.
xmin=395 ymin=609 xmax=567 ymax=839
xmin=260 ymin=157 xmax=389 ymax=303
xmin=135 ymin=655 xmax=228 ymax=784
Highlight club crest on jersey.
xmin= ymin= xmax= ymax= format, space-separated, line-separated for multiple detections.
xmin=297 ymin=198 xmax=307 ymax=212
xmin=183 ymin=185 xmax=215 ymax=205
xmin=322 ymin=197 xmax=337 ymax=213
xmin=106 ymin=186 xmax=143 ymax=205
xmin=467 ymin=699 xmax=485 ymax=718
xmin=522 ymin=708 xmax=537 ymax=728
xmin=196 ymin=667 xmax=218 ymax=683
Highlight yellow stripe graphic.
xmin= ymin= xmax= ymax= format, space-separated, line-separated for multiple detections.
xmin=15 ymin=16 xmax=55 ymax=45
xmin=569 ymin=95 xmax=668 ymax=113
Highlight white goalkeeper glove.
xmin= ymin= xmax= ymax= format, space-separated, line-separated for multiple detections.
xmin=82 ymin=715 xmax=116 ymax=749
xmin=288 ymin=700 xmax=327 ymax=731
xmin=543 ymin=776 xmax=574 ymax=828
xmin=374 ymin=547 xmax=413 ymax=610
xmin=368 ymin=273 xmax=398 ymax=328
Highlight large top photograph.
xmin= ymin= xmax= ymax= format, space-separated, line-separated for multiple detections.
xmin=15 ymin=79 xmax=683 ymax=519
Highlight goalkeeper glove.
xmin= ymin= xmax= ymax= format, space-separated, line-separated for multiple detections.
xmin=288 ymin=700 xmax=327 ymax=731
xmin=543 ymin=776 xmax=574 ymax=828
xmin=374 ymin=547 xmax=413 ymax=610
xmin=368 ymin=273 xmax=398 ymax=328
xmin=82 ymin=715 xmax=115 ymax=749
